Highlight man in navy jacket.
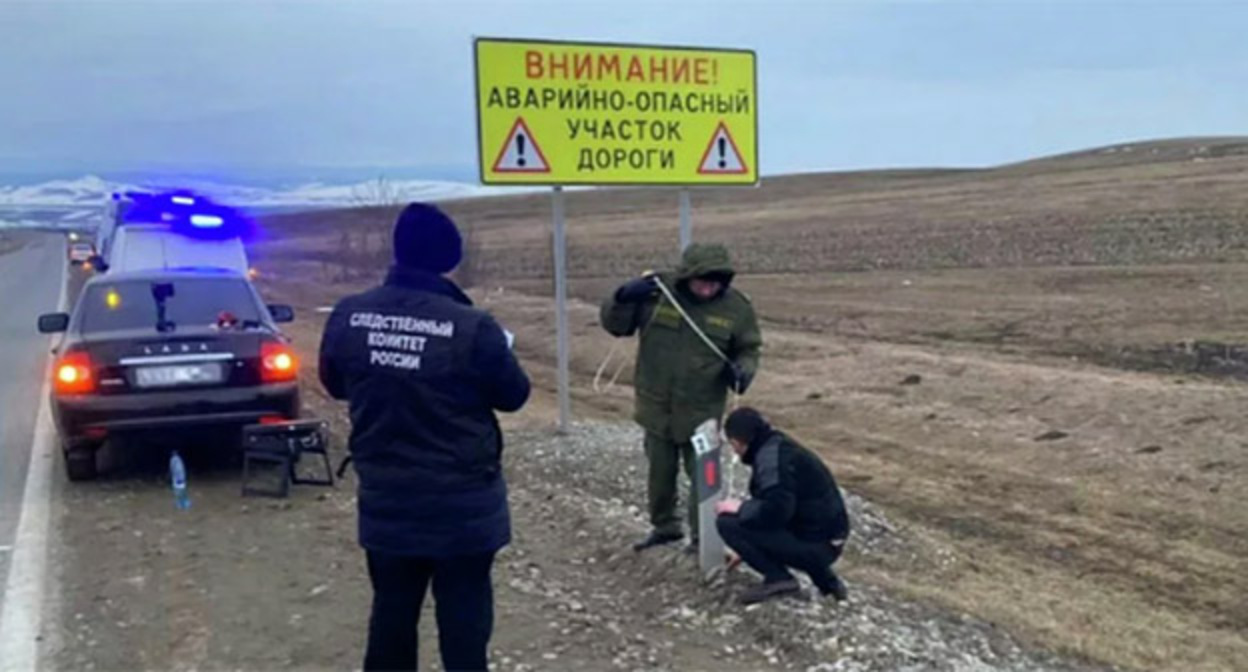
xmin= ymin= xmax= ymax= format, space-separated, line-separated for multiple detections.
xmin=319 ymin=203 xmax=530 ymax=671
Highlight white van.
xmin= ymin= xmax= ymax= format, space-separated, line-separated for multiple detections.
xmin=97 ymin=192 xmax=250 ymax=275
xmin=103 ymin=222 xmax=249 ymax=274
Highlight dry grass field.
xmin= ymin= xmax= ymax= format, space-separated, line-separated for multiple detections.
xmin=251 ymin=137 xmax=1248 ymax=671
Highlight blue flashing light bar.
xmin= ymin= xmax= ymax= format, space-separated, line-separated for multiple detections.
xmin=116 ymin=190 xmax=253 ymax=241
xmin=190 ymin=214 xmax=224 ymax=228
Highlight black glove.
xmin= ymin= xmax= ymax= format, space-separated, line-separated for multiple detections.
xmin=614 ymin=274 xmax=658 ymax=303
xmin=723 ymin=361 xmax=754 ymax=394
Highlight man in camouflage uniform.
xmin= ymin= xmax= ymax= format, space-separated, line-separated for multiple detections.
xmin=600 ymin=243 xmax=762 ymax=552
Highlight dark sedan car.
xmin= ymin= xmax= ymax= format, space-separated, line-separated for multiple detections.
xmin=38 ymin=268 xmax=301 ymax=480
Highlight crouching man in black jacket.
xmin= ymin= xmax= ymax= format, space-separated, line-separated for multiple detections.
xmin=319 ymin=203 xmax=531 ymax=671
xmin=715 ymin=407 xmax=850 ymax=605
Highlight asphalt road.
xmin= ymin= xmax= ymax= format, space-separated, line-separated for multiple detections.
xmin=0 ymin=234 xmax=65 ymax=605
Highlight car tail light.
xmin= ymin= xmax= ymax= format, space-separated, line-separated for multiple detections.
xmin=260 ymin=342 xmax=298 ymax=383
xmin=54 ymin=351 xmax=95 ymax=394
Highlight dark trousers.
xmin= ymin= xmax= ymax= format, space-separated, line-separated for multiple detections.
xmin=717 ymin=514 xmax=843 ymax=592
xmin=645 ymin=432 xmax=698 ymax=539
xmin=364 ymin=550 xmax=496 ymax=672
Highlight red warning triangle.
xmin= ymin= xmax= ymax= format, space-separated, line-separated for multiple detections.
xmin=697 ymin=121 xmax=748 ymax=175
xmin=492 ymin=117 xmax=550 ymax=173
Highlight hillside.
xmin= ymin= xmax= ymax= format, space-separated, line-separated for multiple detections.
xmin=248 ymin=138 xmax=1248 ymax=671
xmin=262 ymin=136 xmax=1248 ymax=281
xmin=1004 ymin=136 xmax=1248 ymax=172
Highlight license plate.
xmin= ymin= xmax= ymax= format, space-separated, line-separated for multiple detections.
xmin=135 ymin=363 xmax=223 ymax=388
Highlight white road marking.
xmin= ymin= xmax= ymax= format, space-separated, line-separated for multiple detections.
xmin=0 ymin=245 xmax=67 ymax=671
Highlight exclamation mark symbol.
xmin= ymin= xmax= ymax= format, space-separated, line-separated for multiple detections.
xmin=516 ymin=132 xmax=527 ymax=167
xmin=718 ymin=136 xmax=727 ymax=169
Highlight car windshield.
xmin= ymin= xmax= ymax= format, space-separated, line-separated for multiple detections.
xmin=79 ymin=277 xmax=263 ymax=333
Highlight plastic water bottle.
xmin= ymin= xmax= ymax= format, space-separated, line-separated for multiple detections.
xmin=170 ymin=451 xmax=191 ymax=510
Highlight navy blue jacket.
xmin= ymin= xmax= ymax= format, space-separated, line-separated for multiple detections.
xmin=318 ymin=266 xmax=530 ymax=557
xmin=739 ymin=431 xmax=850 ymax=542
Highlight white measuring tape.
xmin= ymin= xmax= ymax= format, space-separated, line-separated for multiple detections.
xmin=592 ymin=339 xmax=628 ymax=394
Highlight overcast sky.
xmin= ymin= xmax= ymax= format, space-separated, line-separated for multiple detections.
xmin=1 ymin=0 xmax=1245 ymax=181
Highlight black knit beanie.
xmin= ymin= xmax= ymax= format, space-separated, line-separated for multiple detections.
xmin=392 ymin=202 xmax=463 ymax=274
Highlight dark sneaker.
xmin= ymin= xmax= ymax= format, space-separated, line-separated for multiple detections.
xmin=819 ymin=574 xmax=849 ymax=602
xmin=632 ymin=530 xmax=684 ymax=552
xmin=737 ymin=578 xmax=802 ymax=605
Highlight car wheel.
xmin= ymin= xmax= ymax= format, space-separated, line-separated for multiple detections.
xmin=64 ymin=445 xmax=99 ymax=482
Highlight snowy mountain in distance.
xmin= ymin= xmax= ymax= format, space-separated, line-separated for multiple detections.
xmin=0 ymin=174 xmax=527 ymax=209
xmin=0 ymin=175 xmax=141 ymax=207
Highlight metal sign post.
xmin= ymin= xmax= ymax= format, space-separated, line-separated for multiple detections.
xmin=551 ymin=186 xmax=571 ymax=433
xmin=692 ymin=418 xmax=725 ymax=577
xmin=679 ymin=189 xmax=692 ymax=251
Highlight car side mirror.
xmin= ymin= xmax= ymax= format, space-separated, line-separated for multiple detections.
xmin=38 ymin=313 xmax=70 ymax=333
xmin=87 ymin=255 xmax=108 ymax=272
xmin=268 ymin=304 xmax=295 ymax=323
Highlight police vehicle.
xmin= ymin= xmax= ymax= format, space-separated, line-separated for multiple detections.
xmin=38 ymin=192 xmax=299 ymax=481
xmin=95 ymin=191 xmax=251 ymax=274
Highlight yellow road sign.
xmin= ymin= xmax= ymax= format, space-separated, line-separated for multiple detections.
xmin=475 ymin=37 xmax=758 ymax=186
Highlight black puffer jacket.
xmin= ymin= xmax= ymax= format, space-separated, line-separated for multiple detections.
xmin=739 ymin=430 xmax=850 ymax=542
